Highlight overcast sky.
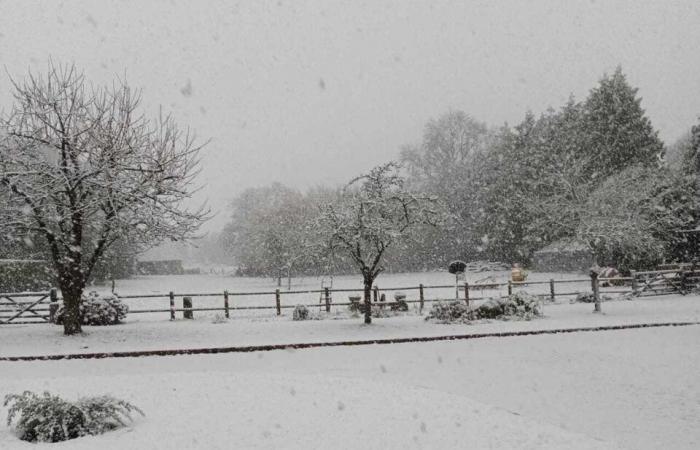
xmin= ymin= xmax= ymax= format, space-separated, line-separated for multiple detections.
xmin=1 ymin=0 xmax=699 ymax=232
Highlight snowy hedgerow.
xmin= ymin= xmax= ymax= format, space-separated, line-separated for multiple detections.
xmin=4 ymin=391 xmax=144 ymax=443
xmin=293 ymin=304 xmax=310 ymax=321
xmin=54 ymin=292 xmax=128 ymax=326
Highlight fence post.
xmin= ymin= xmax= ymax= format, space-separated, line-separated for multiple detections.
xmin=680 ymin=269 xmax=688 ymax=295
xmin=169 ymin=291 xmax=175 ymax=320
xmin=324 ymin=287 xmax=331 ymax=313
xmin=373 ymin=286 xmax=379 ymax=304
xmin=591 ymin=270 xmax=601 ymax=313
xmin=275 ymin=289 xmax=281 ymax=316
xmin=507 ymin=280 xmax=512 ymax=296
xmin=464 ymin=282 xmax=469 ymax=308
xmin=549 ymin=279 xmax=555 ymax=302
xmin=183 ymin=296 xmax=193 ymax=319
xmin=630 ymin=270 xmax=638 ymax=296
xmin=224 ymin=290 xmax=230 ymax=319
xmin=49 ymin=287 xmax=59 ymax=323
xmin=419 ymin=283 xmax=424 ymax=313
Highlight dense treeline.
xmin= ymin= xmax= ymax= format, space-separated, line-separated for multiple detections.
xmin=220 ymin=67 xmax=700 ymax=276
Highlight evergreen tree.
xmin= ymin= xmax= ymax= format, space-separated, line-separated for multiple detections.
xmin=580 ymin=67 xmax=664 ymax=183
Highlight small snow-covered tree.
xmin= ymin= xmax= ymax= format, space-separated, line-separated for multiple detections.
xmin=317 ymin=162 xmax=443 ymax=324
xmin=0 ymin=62 xmax=208 ymax=335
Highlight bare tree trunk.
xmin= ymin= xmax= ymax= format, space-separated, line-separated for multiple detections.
xmin=60 ymin=286 xmax=83 ymax=335
xmin=59 ymin=265 xmax=85 ymax=335
xmin=363 ymin=274 xmax=373 ymax=324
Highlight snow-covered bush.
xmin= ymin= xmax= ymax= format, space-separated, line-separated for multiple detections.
xmin=475 ymin=291 xmax=542 ymax=320
xmin=425 ymin=301 xmax=471 ymax=323
xmin=211 ymin=313 xmax=228 ymax=324
xmin=572 ymin=293 xmax=612 ymax=304
xmin=54 ymin=292 xmax=128 ymax=326
xmin=390 ymin=298 xmax=409 ymax=312
xmin=292 ymin=304 xmax=310 ymax=321
xmin=4 ymin=391 xmax=143 ymax=443
xmin=426 ymin=292 xmax=543 ymax=323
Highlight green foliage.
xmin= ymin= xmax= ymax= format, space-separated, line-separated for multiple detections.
xmin=4 ymin=391 xmax=143 ymax=443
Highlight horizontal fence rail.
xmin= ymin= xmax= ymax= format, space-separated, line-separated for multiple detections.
xmin=1 ymin=265 xmax=698 ymax=325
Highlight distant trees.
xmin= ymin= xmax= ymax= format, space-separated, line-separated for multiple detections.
xmin=0 ymin=62 xmax=208 ymax=334
xmin=222 ymin=183 xmax=320 ymax=285
xmin=399 ymin=67 xmax=678 ymax=269
xmin=400 ymin=110 xmax=492 ymax=264
xmin=317 ymin=163 xmax=443 ymax=324
xmin=577 ymin=165 xmax=694 ymax=271
xmin=219 ymin=66 xmax=693 ymax=286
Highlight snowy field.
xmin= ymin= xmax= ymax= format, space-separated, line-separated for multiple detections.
xmin=1 ymin=324 xmax=699 ymax=449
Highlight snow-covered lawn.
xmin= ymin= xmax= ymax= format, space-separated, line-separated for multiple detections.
xmin=1 ymin=294 xmax=698 ymax=358
xmin=1 ymin=273 xmax=698 ymax=449
xmin=1 ymin=324 xmax=698 ymax=449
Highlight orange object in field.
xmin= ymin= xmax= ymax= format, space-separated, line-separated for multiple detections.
xmin=511 ymin=265 xmax=526 ymax=282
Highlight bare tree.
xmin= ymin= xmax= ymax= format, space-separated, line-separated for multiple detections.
xmin=0 ymin=62 xmax=208 ymax=334
xmin=317 ymin=162 xmax=443 ymax=324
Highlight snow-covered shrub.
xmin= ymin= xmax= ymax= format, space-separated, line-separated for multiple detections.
xmin=348 ymin=297 xmax=363 ymax=313
xmin=54 ymin=292 xmax=128 ymax=326
xmin=572 ymin=293 xmax=612 ymax=303
xmin=425 ymin=301 xmax=471 ymax=323
xmin=211 ymin=313 xmax=228 ymax=324
xmin=4 ymin=391 xmax=143 ymax=443
xmin=390 ymin=298 xmax=409 ymax=312
xmin=292 ymin=304 xmax=310 ymax=321
xmin=474 ymin=291 xmax=542 ymax=320
xmin=426 ymin=292 xmax=543 ymax=323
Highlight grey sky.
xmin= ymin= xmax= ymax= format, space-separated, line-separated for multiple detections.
xmin=1 ymin=0 xmax=698 ymax=232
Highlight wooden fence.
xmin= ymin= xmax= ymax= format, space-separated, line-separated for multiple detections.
xmin=1 ymin=266 xmax=697 ymax=325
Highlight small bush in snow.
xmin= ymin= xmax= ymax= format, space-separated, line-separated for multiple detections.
xmin=211 ymin=313 xmax=228 ymax=324
xmin=390 ymin=298 xmax=409 ymax=312
xmin=4 ymin=391 xmax=144 ymax=443
xmin=54 ymin=292 xmax=128 ymax=326
xmin=293 ymin=304 xmax=310 ymax=321
xmin=425 ymin=301 xmax=471 ymax=323
xmin=475 ymin=291 xmax=542 ymax=320
xmin=426 ymin=292 xmax=543 ymax=323
xmin=572 ymin=293 xmax=612 ymax=304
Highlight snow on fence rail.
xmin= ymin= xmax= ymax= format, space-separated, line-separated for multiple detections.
xmin=1 ymin=267 xmax=697 ymax=325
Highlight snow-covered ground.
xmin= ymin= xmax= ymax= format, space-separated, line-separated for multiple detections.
xmin=1 ymin=273 xmax=698 ymax=449
xmin=1 ymin=324 xmax=698 ymax=449
xmin=1 ymin=294 xmax=699 ymax=358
